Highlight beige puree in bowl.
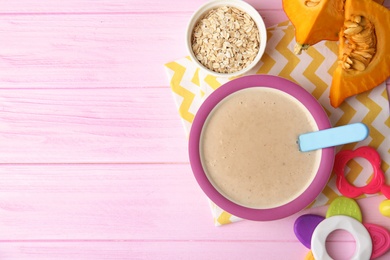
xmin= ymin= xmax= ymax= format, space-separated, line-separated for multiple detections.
xmin=200 ymin=87 xmax=322 ymax=209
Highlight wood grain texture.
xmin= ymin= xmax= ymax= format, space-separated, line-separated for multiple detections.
xmin=0 ymin=0 xmax=286 ymax=13
xmin=0 ymin=163 xmax=389 ymax=259
xmin=0 ymin=241 xmax=310 ymax=260
xmin=0 ymin=88 xmax=188 ymax=163
xmin=0 ymin=163 xmax=312 ymax=240
xmin=0 ymin=11 xmax=287 ymax=89
xmin=1 ymin=0 xmax=390 ymax=259
xmin=1 ymin=163 xmax=389 ymax=239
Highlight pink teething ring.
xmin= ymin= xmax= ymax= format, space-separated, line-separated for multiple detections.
xmin=334 ymin=146 xmax=384 ymax=198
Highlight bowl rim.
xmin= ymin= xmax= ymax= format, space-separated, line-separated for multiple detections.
xmin=188 ymin=75 xmax=335 ymax=221
xmin=185 ymin=0 xmax=267 ymax=78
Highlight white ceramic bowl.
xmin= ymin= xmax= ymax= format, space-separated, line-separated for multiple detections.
xmin=186 ymin=0 xmax=267 ymax=78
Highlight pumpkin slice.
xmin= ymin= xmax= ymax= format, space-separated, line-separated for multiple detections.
xmin=282 ymin=0 xmax=385 ymax=54
xmin=329 ymin=0 xmax=390 ymax=108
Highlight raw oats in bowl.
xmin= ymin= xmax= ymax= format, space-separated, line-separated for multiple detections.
xmin=186 ymin=0 xmax=267 ymax=77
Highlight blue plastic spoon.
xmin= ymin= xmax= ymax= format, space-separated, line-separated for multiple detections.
xmin=298 ymin=122 xmax=369 ymax=152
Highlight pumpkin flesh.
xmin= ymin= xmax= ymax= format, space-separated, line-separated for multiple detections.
xmin=330 ymin=0 xmax=390 ymax=107
xmin=283 ymin=0 xmax=342 ymax=47
xmin=282 ymin=0 xmax=385 ymax=54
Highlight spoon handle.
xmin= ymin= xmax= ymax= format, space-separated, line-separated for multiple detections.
xmin=298 ymin=123 xmax=369 ymax=152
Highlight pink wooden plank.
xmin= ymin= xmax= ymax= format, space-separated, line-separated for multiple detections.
xmin=6 ymin=240 xmax=386 ymax=260
xmin=3 ymin=241 xmax=386 ymax=260
xmin=0 ymin=88 xmax=188 ymax=163
xmin=0 ymin=163 xmax=324 ymax=241
xmin=0 ymin=14 xmax=185 ymax=89
xmin=0 ymin=241 xmax=309 ymax=260
xmin=1 ymin=0 xmax=388 ymax=14
xmin=0 ymin=0 xmax=285 ymax=13
xmin=0 ymin=11 xmax=287 ymax=89
xmin=2 ymin=12 xmax=388 ymax=92
xmin=1 ymin=163 xmax=389 ymax=242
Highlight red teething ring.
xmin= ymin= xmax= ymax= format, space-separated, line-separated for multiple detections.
xmin=334 ymin=146 xmax=384 ymax=198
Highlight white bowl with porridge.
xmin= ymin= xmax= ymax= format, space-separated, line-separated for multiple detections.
xmin=186 ymin=0 xmax=267 ymax=77
xmin=189 ymin=75 xmax=335 ymax=221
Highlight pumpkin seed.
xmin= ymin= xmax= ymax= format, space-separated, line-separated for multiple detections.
xmin=351 ymin=59 xmax=366 ymax=71
xmin=351 ymin=35 xmax=372 ymax=44
xmin=344 ymin=21 xmax=359 ymax=28
xmin=343 ymin=62 xmax=351 ymax=69
xmin=351 ymin=52 xmax=369 ymax=65
xmin=361 ymin=48 xmax=376 ymax=54
xmin=353 ymin=15 xmax=362 ymax=23
xmin=358 ymin=28 xmax=373 ymax=37
xmin=344 ymin=26 xmax=363 ymax=35
xmin=305 ymin=1 xmax=320 ymax=7
xmin=353 ymin=50 xmax=373 ymax=59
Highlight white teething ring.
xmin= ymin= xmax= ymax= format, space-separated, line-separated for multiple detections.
xmin=311 ymin=215 xmax=372 ymax=260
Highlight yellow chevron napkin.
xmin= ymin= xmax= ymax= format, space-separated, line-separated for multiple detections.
xmin=165 ymin=21 xmax=390 ymax=226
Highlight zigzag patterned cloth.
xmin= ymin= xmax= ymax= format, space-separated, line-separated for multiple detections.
xmin=164 ymin=21 xmax=390 ymax=226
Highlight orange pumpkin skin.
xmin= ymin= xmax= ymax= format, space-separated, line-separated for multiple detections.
xmin=282 ymin=0 xmax=342 ymax=46
xmin=282 ymin=0 xmax=385 ymax=50
xmin=329 ymin=0 xmax=390 ymax=108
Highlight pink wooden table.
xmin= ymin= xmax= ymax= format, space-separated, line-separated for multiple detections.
xmin=1 ymin=0 xmax=389 ymax=259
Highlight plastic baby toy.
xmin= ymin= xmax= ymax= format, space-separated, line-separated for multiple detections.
xmin=294 ymin=197 xmax=390 ymax=260
xmin=333 ymin=146 xmax=390 ymax=217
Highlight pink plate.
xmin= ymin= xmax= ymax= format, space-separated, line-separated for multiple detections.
xmin=188 ymin=75 xmax=334 ymax=221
